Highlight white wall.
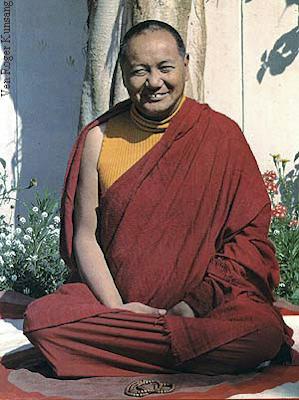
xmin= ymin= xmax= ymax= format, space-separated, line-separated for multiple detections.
xmin=205 ymin=0 xmax=299 ymax=172
xmin=0 ymin=0 xmax=88 ymax=215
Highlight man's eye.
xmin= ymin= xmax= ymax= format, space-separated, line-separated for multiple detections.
xmin=160 ymin=66 xmax=174 ymax=73
xmin=132 ymin=69 xmax=147 ymax=76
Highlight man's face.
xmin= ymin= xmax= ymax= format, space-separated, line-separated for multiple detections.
xmin=121 ymin=29 xmax=189 ymax=120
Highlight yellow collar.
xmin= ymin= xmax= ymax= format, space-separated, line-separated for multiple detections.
xmin=130 ymin=96 xmax=186 ymax=133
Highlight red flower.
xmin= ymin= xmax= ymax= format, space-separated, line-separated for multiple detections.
xmin=262 ymin=170 xmax=277 ymax=183
xmin=264 ymin=181 xmax=278 ymax=194
xmin=272 ymin=203 xmax=287 ymax=219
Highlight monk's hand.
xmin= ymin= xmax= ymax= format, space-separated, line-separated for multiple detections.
xmin=167 ymin=301 xmax=195 ymax=317
xmin=119 ymin=302 xmax=167 ymax=316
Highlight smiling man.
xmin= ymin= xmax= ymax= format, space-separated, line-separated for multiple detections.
xmin=24 ymin=20 xmax=296 ymax=378
xmin=120 ymin=26 xmax=189 ymax=120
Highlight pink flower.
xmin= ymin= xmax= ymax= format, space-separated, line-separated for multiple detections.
xmin=264 ymin=181 xmax=278 ymax=194
xmin=272 ymin=203 xmax=287 ymax=219
xmin=289 ymin=219 xmax=299 ymax=228
xmin=262 ymin=170 xmax=277 ymax=183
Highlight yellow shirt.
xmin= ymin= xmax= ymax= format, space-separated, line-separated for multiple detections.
xmin=98 ymin=97 xmax=186 ymax=192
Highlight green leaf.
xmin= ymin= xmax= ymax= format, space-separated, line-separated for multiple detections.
xmin=0 ymin=158 xmax=6 ymax=169
xmin=291 ymin=288 xmax=299 ymax=301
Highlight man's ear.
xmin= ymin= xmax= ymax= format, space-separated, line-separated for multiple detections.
xmin=184 ymin=54 xmax=190 ymax=82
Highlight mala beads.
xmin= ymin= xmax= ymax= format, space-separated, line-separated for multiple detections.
xmin=124 ymin=379 xmax=175 ymax=397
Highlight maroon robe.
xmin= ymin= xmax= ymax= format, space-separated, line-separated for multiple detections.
xmin=24 ymin=98 xmax=295 ymax=375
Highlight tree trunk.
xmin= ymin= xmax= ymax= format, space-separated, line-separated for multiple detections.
xmin=79 ymin=0 xmax=206 ymax=130
xmin=79 ymin=0 xmax=128 ymax=130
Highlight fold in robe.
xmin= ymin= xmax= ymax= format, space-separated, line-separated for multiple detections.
xmin=25 ymin=98 xmax=295 ymax=365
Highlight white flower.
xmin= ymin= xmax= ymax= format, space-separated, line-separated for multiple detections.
xmin=6 ymin=234 xmax=14 ymax=242
xmin=23 ymin=234 xmax=31 ymax=242
xmin=273 ymin=229 xmax=280 ymax=235
xmin=19 ymin=217 xmax=26 ymax=224
xmin=23 ymin=287 xmax=30 ymax=295
xmin=18 ymin=244 xmax=26 ymax=253
xmin=9 ymin=251 xmax=16 ymax=257
xmin=15 ymin=228 xmax=22 ymax=235
xmin=41 ymin=212 xmax=48 ymax=219
xmin=48 ymin=224 xmax=55 ymax=230
xmin=0 ymin=276 xmax=6 ymax=283
xmin=60 ymin=259 xmax=65 ymax=265
xmin=0 ymin=233 xmax=6 ymax=239
xmin=279 ymin=282 xmax=286 ymax=288
xmin=32 ymin=207 xmax=39 ymax=213
xmin=52 ymin=228 xmax=60 ymax=236
xmin=31 ymin=254 xmax=38 ymax=262
xmin=11 ymin=274 xmax=17 ymax=282
xmin=5 ymin=240 xmax=12 ymax=246
xmin=26 ymin=227 xmax=33 ymax=234
xmin=8 ymin=264 xmax=14 ymax=269
xmin=14 ymin=239 xmax=21 ymax=246
xmin=54 ymin=216 xmax=60 ymax=224
xmin=0 ymin=243 xmax=3 ymax=249
xmin=0 ymin=256 xmax=4 ymax=266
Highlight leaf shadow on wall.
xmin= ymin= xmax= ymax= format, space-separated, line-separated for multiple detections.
xmin=245 ymin=0 xmax=299 ymax=83
xmin=257 ymin=26 xmax=299 ymax=84
xmin=245 ymin=0 xmax=299 ymax=6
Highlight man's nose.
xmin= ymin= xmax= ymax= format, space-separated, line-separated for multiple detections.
xmin=146 ymin=70 xmax=163 ymax=88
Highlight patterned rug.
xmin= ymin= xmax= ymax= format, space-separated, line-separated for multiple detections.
xmin=1 ymin=291 xmax=299 ymax=399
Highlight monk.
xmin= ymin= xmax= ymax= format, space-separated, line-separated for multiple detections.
xmin=23 ymin=20 xmax=296 ymax=378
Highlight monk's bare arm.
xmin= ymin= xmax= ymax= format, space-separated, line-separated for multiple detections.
xmin=73 ymin=125 xmax=166 ymax=316
xmin=73 ymin=125 xmax=123 ymax=307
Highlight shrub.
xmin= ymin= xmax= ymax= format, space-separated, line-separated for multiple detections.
xmin=0 ymin=157 xmax=69 ymax=298
xmin=263 ymin=154 xmax=299 ymax=304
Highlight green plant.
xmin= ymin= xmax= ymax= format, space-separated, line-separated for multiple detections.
xmin=0 ymin=192 xmax=70 ymax=297
xmin=263 ymin=154 xmax=299 ymax=304
xmin=0 ymin=157 xmax=37 ymax=208
xmin=0 ymin=157 xmax=69 ymax=298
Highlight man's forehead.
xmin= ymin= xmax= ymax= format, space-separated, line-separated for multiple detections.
xmin=127 ymin=29 xmax=177 ymax=49
xmin=125 ymin=30 xmax=181 ymax=64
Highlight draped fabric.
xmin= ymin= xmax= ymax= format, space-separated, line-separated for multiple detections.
xmin=24 ymin=98 xmax=295 ymax=370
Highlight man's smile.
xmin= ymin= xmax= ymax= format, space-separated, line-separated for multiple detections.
xmin=144 ymin=92 xmax=170 ymax=102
